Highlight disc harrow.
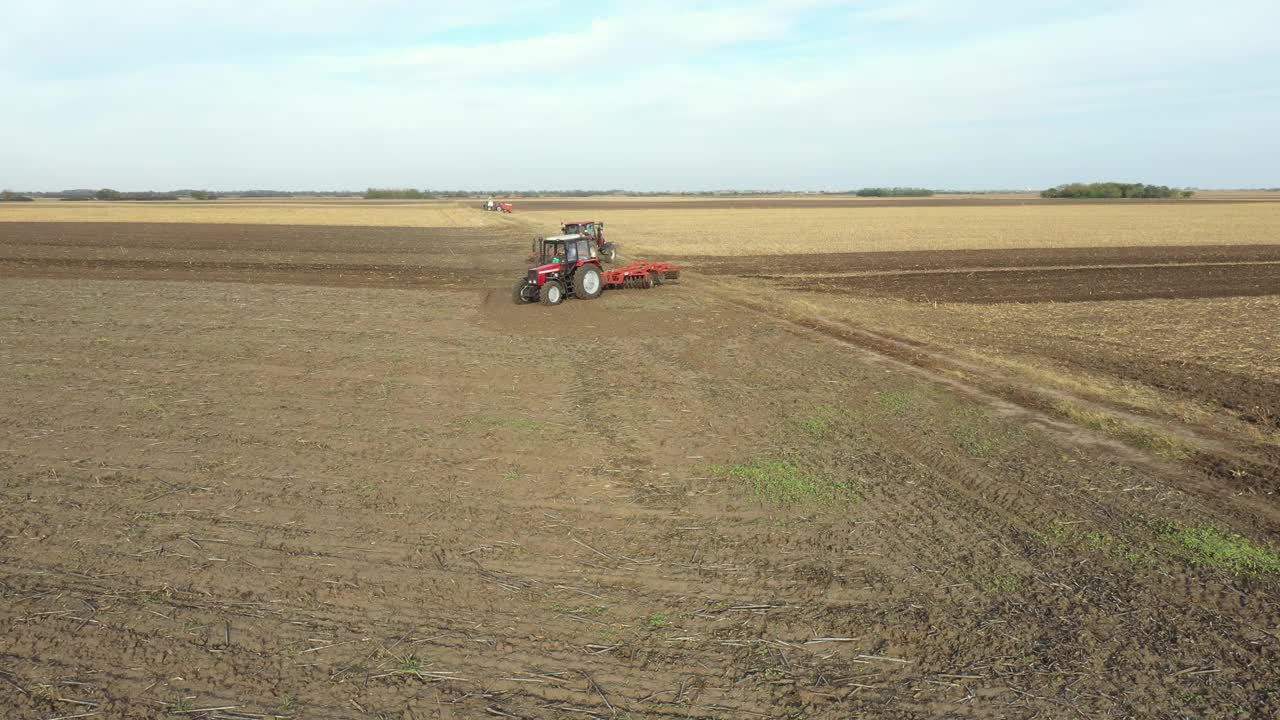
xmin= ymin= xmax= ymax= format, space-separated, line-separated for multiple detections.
xmin=602 ymin=261 xmax=681 ymax=290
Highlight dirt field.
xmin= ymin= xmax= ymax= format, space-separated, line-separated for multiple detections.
xmin=3 ymin=205 xmax=1280 ymax=719
xmin=0 ymin=203 xmax=505 ymax=228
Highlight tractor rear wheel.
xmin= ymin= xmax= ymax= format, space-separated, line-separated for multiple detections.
xmin=573 ymin=265 xmax=604 ymax=300
xmin=512 ymin=280 xmax=535 ymax=304
xmin=540 ymin=279 xmax=566 ymax=306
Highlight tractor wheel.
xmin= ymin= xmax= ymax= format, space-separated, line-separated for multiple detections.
xmin=540 ymin=279 xmax=566 ymax=306
xmin=512 ymin=280 xmax=535 ymax=305
xmin=573 ymin=265 xmax=604 ymax=300
xmin=602 ymin=243 xmax=618 ymax=264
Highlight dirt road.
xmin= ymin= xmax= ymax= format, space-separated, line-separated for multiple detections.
xmin=2 ymin=222 xmax=1278 ymax=718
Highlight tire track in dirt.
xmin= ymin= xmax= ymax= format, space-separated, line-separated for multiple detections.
xmin=769 ymin=370 xmax=1280 ymax=717
xmin=670 ymin=244 xmax=1280 ymax=275
xmin=792 ymin=262 xmax=1280 ymax=303
xmin=709 ymin=280 xmax=1280 ymax=530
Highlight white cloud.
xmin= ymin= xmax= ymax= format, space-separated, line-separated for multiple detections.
xmin=1 ymin=0 xmax=1277 ymax=189
xmin=313 ymin=3 xmax=792 ymax=79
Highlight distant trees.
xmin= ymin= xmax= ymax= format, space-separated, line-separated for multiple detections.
xmin=364 ymin=188 xmax=435 ymax=199
xmin=1041 ymin=183 xmax=1193 ymax=199
xmin=93 ymin=189 xmax=179 ymax=201
xmin=188 ymin=190 xmax=216 ymax=200
xmin=30 ymin=189 xmax=97 ymax=200
xmin=11 ymin=189 xmax=364 ymax=200
xmin=0 ymin=190 xmax=34 ymax=202
xmin=854 ymin=187 xmax=935 ymax=197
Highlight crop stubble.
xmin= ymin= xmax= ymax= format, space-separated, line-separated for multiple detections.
xmin=1 ymin=202 xmax=1279 ymax=718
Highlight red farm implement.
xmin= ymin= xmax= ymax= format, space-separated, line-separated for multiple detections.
xmin=602 ymin=261 xmax=681 ymax=289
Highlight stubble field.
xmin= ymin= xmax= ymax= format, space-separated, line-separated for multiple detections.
xmin=2 ymin=197 xmax=1279 ymax=719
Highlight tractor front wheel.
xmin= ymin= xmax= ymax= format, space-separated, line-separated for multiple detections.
xmin=574 ymin=265 xmax=604 ymax=300
xmin=602 ymin=243 xmax=618 ymax=264
xmin=540 ymin=279 xmax=566 ymax=306
xmin=512 ymin=280 xmax=536 ymax=305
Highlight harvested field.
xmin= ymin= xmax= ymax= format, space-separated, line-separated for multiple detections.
xmin=508 ymin=190 xmax=1277 ymax=212
xmin=511 ymin=193 xmax=1280 ymax=211
xmin=3 ymin=205 xmax=1280 ymax=719
xmin=531 ymin=203 xmax=1280 ymax=255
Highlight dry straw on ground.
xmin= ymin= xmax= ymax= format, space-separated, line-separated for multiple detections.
xmin=520 ymin=203 xmax=1280 ymax=255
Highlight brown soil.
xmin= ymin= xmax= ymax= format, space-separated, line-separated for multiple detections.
xmin=2 ymin=223 xmax=1279 ymax=719
xmin=0 ymin=221 xmax=515 ymax=259
xmin=682 ymin=245 xmax=1279 ymax=435
xmin=671 ymin=244 xmax=1280 ymax=275
xmin=0 ymin=222 xmax=527 ymax=288
xmin=797 ymin=263 xmax=1280 ymax=303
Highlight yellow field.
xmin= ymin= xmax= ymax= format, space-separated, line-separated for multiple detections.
xmin=0 ymin=201 xmax=501 ymax=228
xmin=7 ymin=198 xmax=1280 ymax=255
xmin=522 ymin=203 xmax=1280 ymax=255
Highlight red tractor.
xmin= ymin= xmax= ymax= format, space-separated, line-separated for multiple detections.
xmin=513 ymin=234 xmax=682 ymax=306
xmin=483 ymin=199 xmax=514 ymax=213
xmin=561 ymin=220 xmax=617 ymax=263
xmin=513 ymin=235 xmax=605 ymax=306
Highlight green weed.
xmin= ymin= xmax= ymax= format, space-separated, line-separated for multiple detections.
xmin=1158 ymin=523 xmax=1280 ymax=576
xmin=397 ymin=654 xmax=426 ymax=675
xmin=791 ymin=406 xmax=838 ymax=440
xmin=875 ymin=390 xmax=915 ymax=414
xmin=645 ymin=612 xmax=668 ymax=629
xmin=1045 ymin=518 xmax=1078 ymax=542
xmin=951 ymin=425 xmax=999 ymax=458
xmin=1084 ymin=531 xmax=1147 ymax=564
xmin=723 ymin=460 xmax=855 ymax=505
xmin=983 ymin=574 xmax=1023 ymax=594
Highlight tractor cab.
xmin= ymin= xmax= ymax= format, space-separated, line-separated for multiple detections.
xmin=533 ymin=234 xmax=596 ymax=265
xmin=561 ymin=221 xmax=617 ymax=263
xmin=561 ymin=221 xmax=601 ymax=240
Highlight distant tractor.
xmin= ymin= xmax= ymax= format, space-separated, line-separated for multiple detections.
xmin=561 ymin=220 xmax=616 ymax=263
xmin=513 ymin=234 xmax=681 ymax=307
xmin=483 ymin=199 xmax=514 ymax=213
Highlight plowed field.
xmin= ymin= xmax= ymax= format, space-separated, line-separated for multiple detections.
xmin=2 ymin=214 xmax=1279 ymax=719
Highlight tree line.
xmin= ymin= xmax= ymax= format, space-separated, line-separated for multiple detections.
xmin=15 ymin=189 xmax=362 ymax=200
xmin=853 ymin=187 xmax=935 ymax=197
xmin=1041 ymin=183 xmax=1193 ymax=199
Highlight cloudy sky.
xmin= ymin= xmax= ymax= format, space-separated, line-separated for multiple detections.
xmin=2 ymin=0 xmax=1277 ymax=190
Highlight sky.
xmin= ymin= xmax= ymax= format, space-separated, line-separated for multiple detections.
xmin=1 ymin=0 xmax=1278 ymax=191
